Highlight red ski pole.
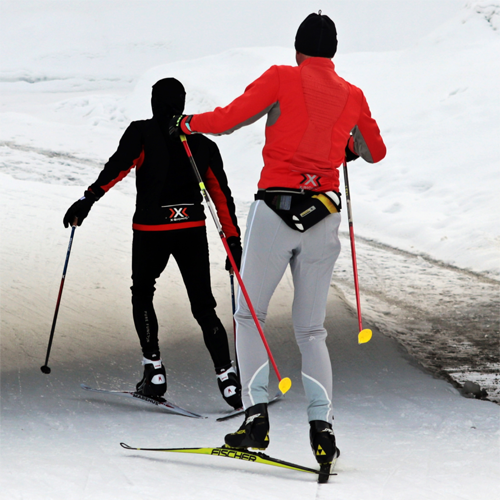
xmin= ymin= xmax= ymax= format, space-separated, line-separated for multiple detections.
xmin=343 ymin=160 xmax=372 ymax=344
xmin=180 ymin=135 xmax=291 ymax=394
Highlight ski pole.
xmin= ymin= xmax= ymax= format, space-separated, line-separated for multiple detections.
xmin=179 ymin=134 xmax=291 ymax=394
xmin=229 ymin=270 xmax=240 ymax=376
xmin=41 ymin=220 xmax=77 ymax=374
xmin=343 ymin=160 xmax=372 ymax=344
xmin=229 ymin=271 xmax=237 ymax=348
xmin=230 ymin=271 xmax=236 ymax=337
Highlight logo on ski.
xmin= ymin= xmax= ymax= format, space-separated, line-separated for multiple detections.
xmin=211 ymin=448 xmax=257 ymax=462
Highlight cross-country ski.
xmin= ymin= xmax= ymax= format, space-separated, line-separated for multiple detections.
xmin=120 ymin=442 xmax=337 ymax=482
xmin=80 ymin=384 xmax=205 ymax=418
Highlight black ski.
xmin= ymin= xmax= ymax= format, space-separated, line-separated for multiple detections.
xmin=80 ymin=383 xmax=205 ymax=418
xmin=216 ymin=390 xmax=283 ymax=421
xmin=120 ymin=442 xmax=337 ymax=481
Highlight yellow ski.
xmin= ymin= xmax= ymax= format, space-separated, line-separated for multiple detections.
xmin=120 ymin=442 xmax=337 ymax=480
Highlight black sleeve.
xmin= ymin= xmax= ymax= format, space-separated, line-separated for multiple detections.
xmin=88 ymin=122 xmax=144 ymax=198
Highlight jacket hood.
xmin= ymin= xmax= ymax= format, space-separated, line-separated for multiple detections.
xmin=151 ymin=78 xmax=186 ymax=119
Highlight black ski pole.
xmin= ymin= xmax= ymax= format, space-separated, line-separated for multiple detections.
xmin=41 ymin=220 xmax=77 ymax=374
xmin=229 ymin=270 xmax=240 ymax=375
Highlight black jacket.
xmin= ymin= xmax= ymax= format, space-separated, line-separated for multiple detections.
xmin=88 ymin=117 xmax=240 ymax=237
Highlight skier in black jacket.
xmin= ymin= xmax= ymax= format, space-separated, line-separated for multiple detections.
xmin=63 ymin=78 xmax=243 ymax=409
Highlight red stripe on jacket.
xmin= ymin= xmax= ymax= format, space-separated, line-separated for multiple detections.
xmin=100 ymin=149 xmax=145 ymax=193
xmin=204 ymin=167 xmax=239 ymax=239
xmin=133 ymin=220 xmax=206 ymax=231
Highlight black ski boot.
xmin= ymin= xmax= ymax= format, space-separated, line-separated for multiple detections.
xmin=136 ymin=357 xmax=167 ymax=397
xmin=309 ymin=420 xmax=340 ymax=463
xmin=216 ymin=364 xmax=242 ymax=409
xmin=309 ymin=420 xmax=340 ymax=483
xmin=225 ymin=403 xmax=269 ymax=450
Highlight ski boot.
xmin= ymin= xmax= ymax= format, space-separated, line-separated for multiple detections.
xmin=136 ymin=356 xmax=167 ymax=397
xmin=224 ymin=402 xmax=269 ymax=450
xmin=309 ymin=420 xmax=340 ymax=483
xmin=216 ymin=364 xmax=242 ymax=409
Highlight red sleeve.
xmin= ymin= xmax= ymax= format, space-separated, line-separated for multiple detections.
xmin=189 ymin=66 xmax=280 ymax=135
xmin=204 ymin=168 xmax=239 ymax=238
xmin=199 ymin=139 xmax=240 ymax=238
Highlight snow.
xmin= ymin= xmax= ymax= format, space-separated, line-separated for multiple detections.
xmin=1 ymin=1 xmax=499 ymax=499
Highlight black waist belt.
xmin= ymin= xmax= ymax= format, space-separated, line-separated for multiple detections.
xmin=255 ymin=188 xmax=311 ymax=211
xmin=255 ymin=188 xmax=341 ymax=233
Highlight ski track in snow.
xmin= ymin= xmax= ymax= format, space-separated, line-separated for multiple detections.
xmin=1 ymin=140 xmax=497 ymax=406
xmin=333 ymin=233 xmax=500 ymax=403
xmin=0 ymin=141 xmax=135 ymax=195
xmin=0 ymin=141 xmax=497 ymax=499
xmin=0 ymin=141 xmax=108 ymax=186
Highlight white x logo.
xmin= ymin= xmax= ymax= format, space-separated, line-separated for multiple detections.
xmin=302 ymin=174 xmax=321 ymax=187
xmin=169 ymin=207 xmax=188 ymax=219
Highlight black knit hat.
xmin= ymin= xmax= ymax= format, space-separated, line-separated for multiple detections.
xmin=295 ymin=12 xmax=338 ymax=58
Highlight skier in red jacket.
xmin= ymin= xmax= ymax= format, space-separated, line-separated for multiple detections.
xmin=63 ymin=78 xmax=243 ymax=409
xmin=170 ymin=12 xmax=386 ymax=467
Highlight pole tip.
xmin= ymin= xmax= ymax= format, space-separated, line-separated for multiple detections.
xmin=358 ymin=329 xmax=372 ymax=344
xmin=278 ymin=377 xmax=292 ymax=394
xmin=40 ymin=365 xmax=51 ymax=374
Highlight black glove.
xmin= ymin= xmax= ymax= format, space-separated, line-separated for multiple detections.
xmin=225 ymin=236 xmax=242 ymax=272
xmin=345 ymin=137 xmax=359 ymax=162
xmin=168 ymin=114 xmax=193 ymax=137
xmin=63 ymin=190 xmax=98 ymax=228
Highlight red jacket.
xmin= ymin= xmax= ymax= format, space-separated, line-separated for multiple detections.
xmin=186 ymin=57 xmax=386 ymax=192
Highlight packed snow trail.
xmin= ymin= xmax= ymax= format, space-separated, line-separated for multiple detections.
xmin=1 ymin=178 xmax=498 ymax=498
xmin=334 ymin=230 xmax=500 ymax=403
xmin=1 ymin=3 xmax=499 ymax=497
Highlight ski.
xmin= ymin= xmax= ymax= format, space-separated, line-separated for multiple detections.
xmin=318 ymin=462 xmax=334 ymax=484
xmin=216 ymin=391 xmax=283 ymax=421
xmin=80 ymin=383 xmax=205 ymax=419
xmin=120 ymin=442 xmax=337 ymax=480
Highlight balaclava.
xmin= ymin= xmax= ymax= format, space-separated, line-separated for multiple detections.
xmin=151 ymin=78 xmax=186 ymax=121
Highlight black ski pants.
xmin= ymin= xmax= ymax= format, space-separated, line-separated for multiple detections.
xmin=131 ymin=227 xmax=231 ymax=370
